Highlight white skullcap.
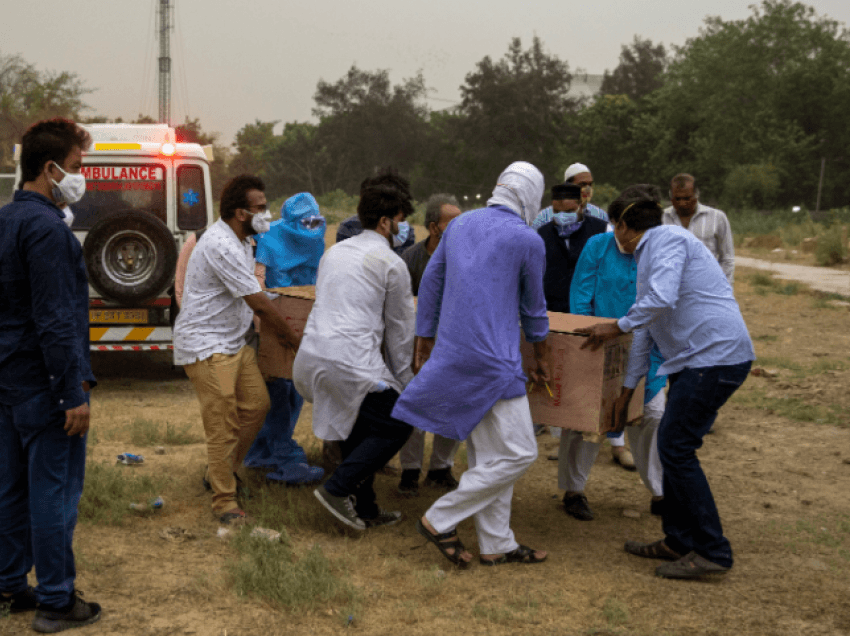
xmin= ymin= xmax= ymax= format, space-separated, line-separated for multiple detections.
xmin=487 ymin=161 xmax=545 ymax=226
xmin=564 ymin=163 xmax=591 ymax=182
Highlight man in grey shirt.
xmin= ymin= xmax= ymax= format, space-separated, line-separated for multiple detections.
xmin=663 ymin=174 xmax=735 ymax=284
xmin=397 ymin=194 xmax=462 ymax=495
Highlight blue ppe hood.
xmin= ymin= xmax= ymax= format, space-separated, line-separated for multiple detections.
xmin=256 ymin=193 xmax=326 ymax=288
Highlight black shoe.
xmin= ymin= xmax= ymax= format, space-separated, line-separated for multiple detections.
xmin=32 ymin=591 xmax=101 ymax=633
xmin=363 ymin=508 xmax=402 ymax=529
xmin=1 ymin=587 xmax=38 ymax=614
xmin=533 ymin=424 xmax=546 ymax=437
xmin=650 ymin=497 xmax=666 ymax=517
xmin=563 ymin=493 xmax=594 ymax=521
xmin=424 ymin=468 xmax=459 ymax=490
xmin=397 ymin=469 xmax=420 ymax=497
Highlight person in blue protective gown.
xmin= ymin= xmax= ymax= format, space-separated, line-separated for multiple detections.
xmin=243 ymin=193 xmax=326 ymax=484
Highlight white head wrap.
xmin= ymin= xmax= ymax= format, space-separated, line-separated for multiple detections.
xmin=564 ymin=163 xmax=591 ymax=182
xmin=487 ymin=161 xmax=545 ymax=226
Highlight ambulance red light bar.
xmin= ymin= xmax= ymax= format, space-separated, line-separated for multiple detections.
xmin=160 ymin=143 xmax=176 ymax=156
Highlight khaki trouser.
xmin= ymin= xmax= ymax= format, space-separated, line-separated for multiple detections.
xmin=184 ymin=346 xmax=270 ymax=515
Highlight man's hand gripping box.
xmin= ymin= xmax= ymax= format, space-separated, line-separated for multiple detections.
xmin=521 ymin=312 xmax=644 ymax=435
xmin=256 ymin=286 xmax=315 ymax=380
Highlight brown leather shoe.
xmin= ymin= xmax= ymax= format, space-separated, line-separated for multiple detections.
xmin=655 ymin=552 xmax=730 ymax=579
xmin=624 ymin=539 xmax=683 ymax=561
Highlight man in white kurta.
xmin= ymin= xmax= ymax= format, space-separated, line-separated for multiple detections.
xmin=293 ymin=183 xmax=415 ymax=530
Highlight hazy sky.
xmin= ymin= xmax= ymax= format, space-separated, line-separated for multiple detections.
xmin=4 ymin=1 xmax=849 ymax=146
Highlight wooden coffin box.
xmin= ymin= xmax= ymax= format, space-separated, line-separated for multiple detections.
xmin=256 ymin=286 xmax=315 ymax=380
xmin=521 ymin=312 xmax=644 ymax=434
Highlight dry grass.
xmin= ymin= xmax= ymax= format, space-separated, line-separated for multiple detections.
xmin=6 ymin=265 xmax=850 ymax=635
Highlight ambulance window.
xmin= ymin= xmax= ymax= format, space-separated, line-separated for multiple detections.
xmin=73 ymin=164 xmax=167 ymax=229
xmin=177 ymin=166 xmax=207 ymax=230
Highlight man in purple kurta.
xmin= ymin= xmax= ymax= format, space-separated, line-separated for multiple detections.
xmin=392 ymin=162 xmax=551 ymax=566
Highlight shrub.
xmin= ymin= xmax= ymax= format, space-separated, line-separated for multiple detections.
xmin=315 ymin=189 xmax=359 ymax=223
xmin=722 ymin=163 xmax=782 ymax=210
xmin=815 ymin=224 xmax=848 ymax=266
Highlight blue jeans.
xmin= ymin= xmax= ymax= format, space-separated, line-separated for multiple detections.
xmin=658 ymin=362 xmax=751 ymax=568
xmin=0 ymin=392 xmax=87 ymax=608
xmin=324 ymin=389 xmax=412 ymax=519
xmin=243 ymin=378 xmax=307 ymax=472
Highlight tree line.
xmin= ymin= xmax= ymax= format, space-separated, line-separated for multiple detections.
xmin=2 ymin=1 xmax=848 ymax=211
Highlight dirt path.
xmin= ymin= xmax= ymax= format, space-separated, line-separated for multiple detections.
xmin=736 ymin=256 xmax=850 ymax=296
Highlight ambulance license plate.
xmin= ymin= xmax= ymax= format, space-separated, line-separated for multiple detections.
xmin=89 ymin=309 xmax=148 ymax=324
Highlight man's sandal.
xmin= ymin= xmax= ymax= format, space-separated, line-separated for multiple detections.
xmin=624 ymin=539 xmax=682 ymax=561
xmin=416 ymin=519 xmax=470 ymax=568
xmin=480 ymin=544 xmax=547 ymax=566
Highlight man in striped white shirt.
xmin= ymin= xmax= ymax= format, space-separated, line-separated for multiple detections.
xmin=662 ymin=174 xmax=735 ymax=284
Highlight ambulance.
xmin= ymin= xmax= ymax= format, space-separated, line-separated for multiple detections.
xmin=14 ymin=123 xmax=216 ymax=351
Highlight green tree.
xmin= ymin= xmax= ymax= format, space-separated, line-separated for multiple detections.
xmin=261 ymin=121 xmax=329 ymax=198
xmin=229 ymin=119 xmax=278 ymax=178
xmin=574 ymin=94 xmax=645 ymax=189
xmin=311 ymin=65 xmax=430 ymax=194
xmin=599 ymin=36 xmax=668 ymax=101
xmin=452 ymin=37 xmax=579 ymax=195
xmin=0 ymin=51 xmax=90 ymax=169
xmin=637 ymin=1 xmax=850 ymax=206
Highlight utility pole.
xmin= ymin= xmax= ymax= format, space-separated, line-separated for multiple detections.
xmin=157 ymin=0 xmax=172 ymax=126
xmin=815 ymin=157 xmax=826 ymax=214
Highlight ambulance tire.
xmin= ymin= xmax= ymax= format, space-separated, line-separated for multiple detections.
xmin=84 ymin=210 xmax=178 ymax=305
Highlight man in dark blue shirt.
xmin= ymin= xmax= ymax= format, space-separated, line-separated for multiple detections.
xmin=0 ymin=119 xmax=102 ymax=631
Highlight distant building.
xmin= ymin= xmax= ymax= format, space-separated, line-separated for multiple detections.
xmin=568 ymin=74 xmax=604 ymax=100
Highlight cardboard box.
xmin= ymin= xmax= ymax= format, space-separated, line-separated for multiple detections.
xmin=521 ymin=312 xmax=644 ymax=435
xmin=257 ymin=286 xmax=315 ymax=379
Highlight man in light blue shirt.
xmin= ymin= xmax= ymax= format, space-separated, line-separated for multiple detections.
xmin=579 ymin=194 xmax=755 ymax=581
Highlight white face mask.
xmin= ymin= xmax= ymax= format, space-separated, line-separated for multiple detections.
xmin=392 ymin=220 xmax=410 ymax=248
xmin=250 ymin=209 xmax=272 ymax=234
xmin=50 ymin=163 xmax=87 ymax=205
xmin=62 ymin=206 xmax=75 ymax=228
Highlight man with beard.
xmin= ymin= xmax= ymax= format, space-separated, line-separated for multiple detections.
xmin=174 ymin=175 xmax=301 ymax=524
xmin=532 ymin=162 xmax=608 ymax=229
xmin=294 ymin=181 xmax=415 ymax=531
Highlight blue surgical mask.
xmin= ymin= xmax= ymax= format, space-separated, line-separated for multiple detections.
xmin=392 ymin=221 xmax=410 ymax=247
xmin=553 ymin=212 xmax=582 ymax=238
xmin=553 ymin=211 xmax=579 ymax=226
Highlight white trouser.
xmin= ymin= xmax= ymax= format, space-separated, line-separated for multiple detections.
xmin=426 ymin=395 xmax=538 ymax=555
xmin=399 ymin=428 xmax=460 ymax=471
xmin=557 ymin=391 xmax=666 ymax=497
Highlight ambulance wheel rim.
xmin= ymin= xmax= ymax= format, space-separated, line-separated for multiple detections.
xmin=100 ymin=230 xmax=159 ymax=286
